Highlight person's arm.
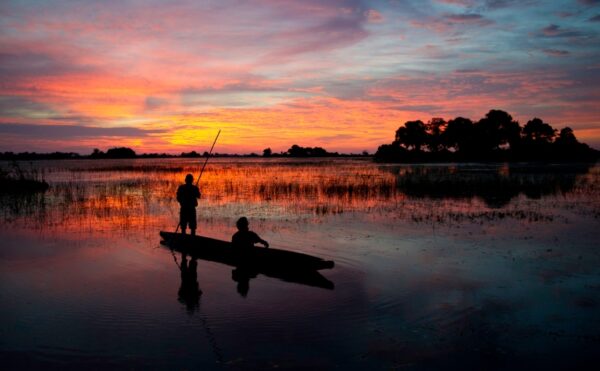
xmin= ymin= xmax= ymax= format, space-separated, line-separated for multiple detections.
xmin=252 ymin=232 xmax=269 ymax=248
xmin=176 ymin=186 xmax=183 ymax=203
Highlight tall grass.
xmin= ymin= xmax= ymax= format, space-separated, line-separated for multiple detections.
xmin=0 ymin=159 xmax=597 ymax=232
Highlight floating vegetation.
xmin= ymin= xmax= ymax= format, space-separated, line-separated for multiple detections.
xmin=0 ymin=162 xmax=49 ymax=193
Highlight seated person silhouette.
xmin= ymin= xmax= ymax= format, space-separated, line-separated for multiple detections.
xmin=231 ymin=217 xmax=269 ymax=249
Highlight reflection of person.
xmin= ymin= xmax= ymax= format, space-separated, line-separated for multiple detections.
xmin=177 ymin=174 xmax=201 ymax=235
xmin=231 ymin=217 xmax=269 ymax=249
xmin=178 ymin=253 xmax=202 ymax=313
xmin=231 ymin=267 xmax=256 ymax=298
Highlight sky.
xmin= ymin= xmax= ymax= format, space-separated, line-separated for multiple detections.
xmin=1 ymin=0 xmax=599 ymax=154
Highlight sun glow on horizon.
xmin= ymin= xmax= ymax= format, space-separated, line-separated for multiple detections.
xmin=0 ymin=0 xmax=599 ymax=153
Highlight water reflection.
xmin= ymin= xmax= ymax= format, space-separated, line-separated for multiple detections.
xmin=177 ymin=253 xmax=202 ymax=313
xmin=2 ymin=158 xmax=599 ymax=369
xmin=382 ymin=163 xmax=595 ymax=208
xmin=161 ymin=237 xmax=335 ymax=296
xmin=231 ymin=266 xmax=255 ymax=298
xmin=0 ymin=159 xmax=598 ymax=232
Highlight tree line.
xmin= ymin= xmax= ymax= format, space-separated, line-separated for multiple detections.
xmin=375 ymin=109 xmax=598 ymax=162
xmin=0 ymin=145 xmax=365 ymax=160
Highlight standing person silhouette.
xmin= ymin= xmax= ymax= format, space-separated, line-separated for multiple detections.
xmin=177 ymin=174 xmax=201 ymax=235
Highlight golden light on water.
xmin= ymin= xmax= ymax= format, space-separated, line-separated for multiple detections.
xmin=3 ymin=159 xmax=598 ymax=235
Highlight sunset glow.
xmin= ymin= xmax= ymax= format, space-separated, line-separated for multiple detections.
xmin=1 ymin=0 xmax=599 ymax=153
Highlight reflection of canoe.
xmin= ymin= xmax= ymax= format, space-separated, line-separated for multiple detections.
xmin=159 ymin=231 xmax=335 ymax=289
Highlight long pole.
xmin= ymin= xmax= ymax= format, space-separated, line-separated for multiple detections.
xmin=174 ymin=129 xmax=221 ymax=234
xmin=196 ymin=129 xmax=221 ymax=186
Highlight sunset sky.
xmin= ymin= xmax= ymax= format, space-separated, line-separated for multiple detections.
xmin=1 ymin=0 xmax=599 ymax=153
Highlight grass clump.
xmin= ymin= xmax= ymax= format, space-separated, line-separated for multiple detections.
xmin=0 ymin=162 xmax=49 ymax=193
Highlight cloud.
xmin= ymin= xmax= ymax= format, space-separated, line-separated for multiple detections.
xmin=0 ymin=123 xmax=164 ymax=139
xmin=365 ymin=9 xmax=384 ymax=23
xmin=443 ymin=13 xmax=494 ymax=26
xmin=144 ymin=96 xmax=168 ymax=110
xmin=542 ymin=49 xmax=570 ymax=57
xmin=589 ymin=14 xmax=600 ymax=22
xmin=0 ymin=96 xmax=56 ymax=117
xmin=483 ymin=0 xmax=527 ymax=9
xmin=263 ymin=16 xmax=369 ymax=60
xmin=579 ymin=0 xmax=600 ymax=5
xmin=540 ymin=24 xmax=584 ymax=38
xmin=436 ymin=0 xmax=476 ymax=5
xmin=436 ymin=0 xmax=532 ymax=9
xmin=0 ymin=51 xmax=94 ymax=81
xmin=411 ymin=12 xmax=493 ymax=33
xmin=0 ymin=0 xmax=599 ymax=152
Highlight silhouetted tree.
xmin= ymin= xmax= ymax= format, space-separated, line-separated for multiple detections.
xmin=288 ymin=144 xmax=307 ymax=157
xmin=443 ymin=117 xmax=474 ymax=152
xmin=555 ymin=127 xmax=577 ymax=146
xmin=523 ymin=118 xmax=556 ymax=143
xmin=517 ymin=118 xmax=557 ymax=160
xmin=552 ymin=127 xmax=597 ymax=161
xmin=263 ymin=148 xmax=272 ymax=157
xmin=395 ymin=120 xmax=428 ymax=151
xmin=474 ymin=110 xmax=521 ymax=153
xmin=287 ymin=145 xmax=335 ymax=157
xmin=105 ymin=147 xmax=136 ymax=158
xmin=374 ymin=109 xmax=598 ymax=163
xmin=181 ymin=151 xmax=201 ymax=158
xmin=90 ymin=148 xmax=105 ymax=159
xmin=311 ymin=147 xmax=328 ymax=156
xmin=426 ymin=117 xmax=447 ymax=152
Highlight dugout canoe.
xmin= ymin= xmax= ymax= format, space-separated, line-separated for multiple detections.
xmin=159 ymin=231 xmax=335 ymax=289
xmin=160 ymin=231 xmax=334 ymax=270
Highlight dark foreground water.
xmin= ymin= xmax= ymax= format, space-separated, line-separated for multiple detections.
xmin=1 ymin=158 xmax=599 ymax=370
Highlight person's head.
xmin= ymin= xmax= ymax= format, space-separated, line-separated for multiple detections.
xmin=236 ymin=217 xmax=249 ymax=231
xmin=185 ymin=174 xmax=193 ymax=184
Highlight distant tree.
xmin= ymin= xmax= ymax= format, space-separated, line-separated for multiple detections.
xmin=263 ymin=148 xmax=272 ymax=157
xmin=552 ymin=126 xmax=599 ymax=161
xmin=105 ymin=147 xmax=136 ymax=158
xmin=287 ymin=145 xmax=334 ymax=157
xmin=376 ymin=110 xmax=598 ymax=163
xmin=443 ymin=117 xmax=474 ymax=152
xmin=475 ymin=110 xmax=521 ymax=152
xmin=90 ymin=148 xmax=105 ymax=159
xmin=426 ymin=117 xmax=447 ymax=152
xmin=288 ymin=144 xmax=307 ymax=157
xmin=555 ymin=127 xmax=578 ymax=146
xmin=523 ymin=118 xmax=556 ymax=143
xmin=374 ymin=143 xmax=408 ymax=162
xmin=181 ymin=151 xmax=201 ymax=158
xmin=395 ymin=120 xmax=428 ymax=151
xmin=311 ymin=147 xmax=328 ymax=156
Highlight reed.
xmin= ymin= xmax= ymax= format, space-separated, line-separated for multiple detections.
xmin=0 ymin=159 xmax=597 ymax=232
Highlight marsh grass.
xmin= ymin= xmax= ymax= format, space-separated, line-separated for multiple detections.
xmin=0 ymin=162 xmax=49 ymax=193
xmin=0 ymin=159 xmax=597 ymax=232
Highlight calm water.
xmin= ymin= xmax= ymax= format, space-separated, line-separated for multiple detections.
xmin=1 ymin=158 xmax=599 ymax=370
